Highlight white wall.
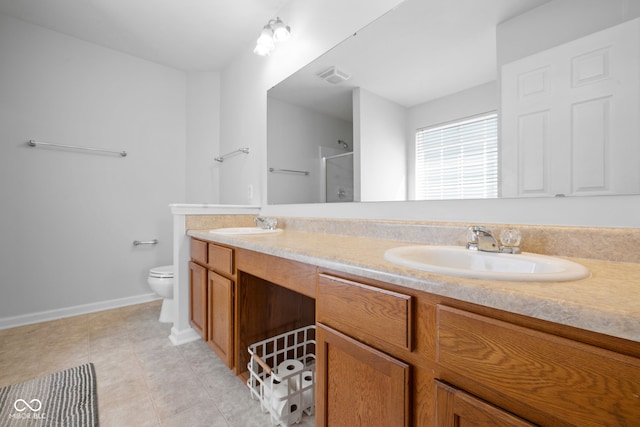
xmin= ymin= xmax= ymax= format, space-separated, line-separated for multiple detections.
xmin=497 ymin=0 xmax=640 ymax=66
xmin=267 ymin=97 xmax=352 ymax=204
xmin=186 ymin=72 xmax=221 ymax=204
xmin=354 ymin=88 xmax=407 ymax=201
xmin=219 ymin=0 xmax=406 ymax=206
xmin=0 ymin=14 xmax=187 ymax=323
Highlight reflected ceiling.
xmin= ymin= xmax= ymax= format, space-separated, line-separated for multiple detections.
xmin=269 ymin=0 xmax=550 ymax=121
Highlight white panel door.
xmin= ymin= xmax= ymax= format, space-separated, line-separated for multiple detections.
xmin=501 ymin=18 xmax=640 ymax=198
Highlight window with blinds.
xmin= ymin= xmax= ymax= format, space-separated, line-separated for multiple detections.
xmin=415 ymin=112 xmax=498 ymax=200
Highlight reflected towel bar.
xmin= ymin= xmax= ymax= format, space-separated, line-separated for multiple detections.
xmin=133 ymin=239 xmax=159 ymax=246
xmin=214 ymin=147 xmax=249 ymax=162
xmin=269 ymin=167 xmax=309 ymax=176
xmin=28 ymin=140 xmax=127 ymax=157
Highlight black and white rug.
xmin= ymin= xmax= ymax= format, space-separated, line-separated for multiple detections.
xmin=0 ymin=363 xmax=98 ymax=426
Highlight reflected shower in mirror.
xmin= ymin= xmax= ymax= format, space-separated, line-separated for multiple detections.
xmin=267 ymin=0 xmax=640 ymax=204
xmin=324 ymin=151 xmax=354 ymax=202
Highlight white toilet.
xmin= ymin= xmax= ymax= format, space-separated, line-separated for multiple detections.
xmin=148 ymin=265 xmax=174 ymax=323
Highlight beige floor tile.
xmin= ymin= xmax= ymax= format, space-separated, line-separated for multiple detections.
xmin=99 ymin=395 xmax=160 ymax=427
xmin=0 ymin=301 xmax=314 ymax=426
xmin=150 ymin=377 xmax=211 ymax=421
xmin=98 ymin=374 xmax=151 ymax=410
xmin=160 ymin=400 xmax=229 ymax=427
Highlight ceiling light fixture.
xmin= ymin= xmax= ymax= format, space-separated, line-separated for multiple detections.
xmin=253 ymin=17 xmax=290 ymax=56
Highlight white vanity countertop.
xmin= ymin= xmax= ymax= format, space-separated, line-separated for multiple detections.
xmin=188 ymin=228 xmax=640 ymax=343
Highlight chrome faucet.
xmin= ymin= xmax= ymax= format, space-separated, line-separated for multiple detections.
xmin=466 ymin=226 xmax=521 ymax=254
xmin=253 ymin=216 xmax=277 ymax=230
xmin=466 ymin=226 xmax=499 ymax=252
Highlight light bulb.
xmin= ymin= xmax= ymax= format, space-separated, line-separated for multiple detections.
xmin=272 ymin=18 xmax=290 ymax=42
xmin=253 ymin=43 xmax=272 ymax=56
xmin=256 ymin=26 xmax=274 ymax=50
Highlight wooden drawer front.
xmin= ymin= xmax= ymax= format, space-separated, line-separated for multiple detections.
xmin=207 ymin=243 xmax=234 ymax=276
xmin=317 ymin=274 xmax=412 ymax=351
xmin=190 ymin=238 xmax=207 ymax=265
xmin=435 ymin=380 xmax=537 ymax=427
xmin=436 ymin=305 xmax=640 ymax=427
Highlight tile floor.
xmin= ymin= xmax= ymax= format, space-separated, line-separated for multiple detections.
xmin=0 ymin=301 xmax=315 ymax=426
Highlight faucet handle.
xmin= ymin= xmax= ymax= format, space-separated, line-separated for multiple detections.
xmin=253 ymin=216 xmax=277 ymax=230
xmin=499 ymin=228 xmax=521 ymax=247
xmin=499 ymin=228 xmax=522 ymax=254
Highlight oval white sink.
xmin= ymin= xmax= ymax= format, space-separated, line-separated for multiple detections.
xmin=384 ymin=245 xmax=589 ymax=282
xmin=209 ymin=227 xmax=282 ymax=235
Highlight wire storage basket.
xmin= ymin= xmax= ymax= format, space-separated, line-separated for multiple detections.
xmin=247 ymin=325 xmax=316 ymax=426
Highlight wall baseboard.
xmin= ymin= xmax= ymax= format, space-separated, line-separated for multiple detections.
xmin=0 ymin=293 xmax=161 ymax=330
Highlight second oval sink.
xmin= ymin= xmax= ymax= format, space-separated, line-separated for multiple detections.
xmin=384 ymin=245 xmax=590 ymax=282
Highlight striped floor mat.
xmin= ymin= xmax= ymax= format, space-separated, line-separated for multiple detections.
xmin=0 ymin=363 xmax=98 ymax=426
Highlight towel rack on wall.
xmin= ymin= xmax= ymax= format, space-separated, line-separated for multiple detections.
xmin=27 ymin=140 xmax=127 ymax=157
xmin=214 ymin=147 xmax=249 ymax=162
xmin=269 ymin=167 xmax=309 ymax=176
xmin=133 ymin=239 xmax=158 ymax=246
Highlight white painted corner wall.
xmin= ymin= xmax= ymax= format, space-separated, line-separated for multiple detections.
xmin=0 ymin=13 xmax=222 ymax=325
xmin=0 ymin=0 xmax=405 ymax=326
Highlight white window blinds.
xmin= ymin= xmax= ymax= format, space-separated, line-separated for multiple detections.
xmin=415 ymin=112 xmax=498 ymax=200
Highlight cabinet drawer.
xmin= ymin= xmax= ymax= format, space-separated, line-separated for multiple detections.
xmin=208 ymin=243 xmax=234 ymax=276
xmin=436 ymin=305 xmax=640 ymax=426
xmin=190 ymin=238 xmax=207 ymax=265
xmin=317 ymin=274 xmax=412 ymax=351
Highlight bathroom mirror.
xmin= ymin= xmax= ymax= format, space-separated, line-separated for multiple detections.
xmin=267 ymin=0 xmax=640 ymax=204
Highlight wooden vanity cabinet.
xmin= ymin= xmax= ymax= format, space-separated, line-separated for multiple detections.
xmin=207 ymin=270 xmax=233 ymax=367
xmin=188 ymin=239 xmax=640 ymax=426
xmin=317 ymin=270 xmax=640 ymax=427
xmin=316 ymin=273 xmax=415 ymax=427
xmin=188 ymin=260 xmax=207 ymax=338
xmin=189 ymin=238 xmax=235 ymax=369
xmin=435 ymin=305 xmax=640 ymax=427
xmin=317 ymin=323 xmax=410 ymax=427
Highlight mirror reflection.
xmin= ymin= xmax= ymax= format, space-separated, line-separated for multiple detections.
xmin=267 ymin=0 xmax=640 ymax=204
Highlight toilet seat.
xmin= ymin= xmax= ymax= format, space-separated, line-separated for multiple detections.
xmin=149 ymin=265 xmax=174 ymax=279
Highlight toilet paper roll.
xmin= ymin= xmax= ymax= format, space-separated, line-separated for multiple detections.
xmin=300 ymin=370 xmax=315 ymax=410
xmin=263 ymin=382 xmax=289 ymax=417
xmin=276 ymin=359 xmax=304 ymax=389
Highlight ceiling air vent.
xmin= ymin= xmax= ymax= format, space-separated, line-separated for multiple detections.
xmin=318 ymin=66 xmax=351 ymax=84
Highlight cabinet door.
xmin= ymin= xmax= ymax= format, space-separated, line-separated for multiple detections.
xmin=435 ymin=380 xmax=537 ymax=427
xmin=316 ymin=323 xmax=410 ymax=427
xmin=207 ymin=270 xmax=234 ymax=368
xmin=189 ymin=261 xmax=207 ymax=338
